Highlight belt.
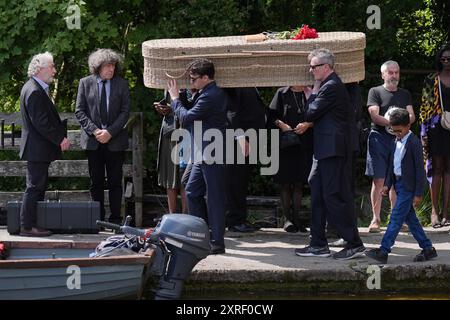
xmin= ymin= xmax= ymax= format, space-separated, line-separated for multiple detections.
xmin=395 ymin=175 xmax=402 ymax=181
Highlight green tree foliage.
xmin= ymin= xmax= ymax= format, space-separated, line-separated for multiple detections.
xmin=0 ymin=0 xmax=118 ymax=110
xmin=429 ymin=0 xmax=450 ymax=41
xmin=0 ymin=0 xmax=449 ymax=206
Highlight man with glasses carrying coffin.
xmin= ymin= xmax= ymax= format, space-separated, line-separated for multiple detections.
xmin=295 ymin=48 xmax=365 ymax=260
xmin=167 ymin=59 xmax=228 ymax=255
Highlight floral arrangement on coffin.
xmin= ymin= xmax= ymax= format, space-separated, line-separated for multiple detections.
xmin=264 ymin=25 xmax=319 ymax=40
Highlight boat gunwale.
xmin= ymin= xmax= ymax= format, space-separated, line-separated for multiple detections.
xmin=0 ymin=241 xmax=154 ymax=269
xmin=4 ymin=240 xmax=99 ymax=249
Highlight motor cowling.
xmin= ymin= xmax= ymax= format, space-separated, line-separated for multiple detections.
xmin=149 ymin=214 xmax=210 ymax=300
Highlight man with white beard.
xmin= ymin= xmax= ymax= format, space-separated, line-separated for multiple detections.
xmin=19 ymin=52 xmax=70 ymax=236
xmin=365 ymin=61 xmax=415 ymax=233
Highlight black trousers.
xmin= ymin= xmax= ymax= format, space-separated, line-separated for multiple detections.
xmin=308 ymin=156 xmax=363 ymax=249
xmin=225 ymin=162 xmax=252 ymax=226
xmin=225 ymin=138 xmax=253 ymax=227
xmin=327 ymin=151 xmax=359 ymax=232
xmin=20 ymin=161 xmax=50 ymax=230
xmin=87 ymin=145 xmax=124 ymax=222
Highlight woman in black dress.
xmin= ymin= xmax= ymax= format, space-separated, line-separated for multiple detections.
xmin=419 ymin=43 xmax=450 ymax=227
xmin=268 ymin=86 xmax=313 ymax=233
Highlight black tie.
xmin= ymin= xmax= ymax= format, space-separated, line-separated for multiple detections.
xmin=100 ymin=80 xmax=108 ymax=126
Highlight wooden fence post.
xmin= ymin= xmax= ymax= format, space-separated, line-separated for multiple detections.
xmin=132 ymin=113 xmax=144 ymax=227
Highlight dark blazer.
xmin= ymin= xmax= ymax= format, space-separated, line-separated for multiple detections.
xmin=75 ymin=75 xmax=130 ymax=151
xmin=224 ymin=88 xmax=266 ymax=131
xmin=385 ymin=133 xmax=426 ymax=197
xmin=172 ymin=81 xmax=228 ymax=155
xmin=345 ymin=82 xmax=363 ymax=153
xmin=306 ymin=72 xmax=352 ymax=160
xmin=19 ymin=78 xmax=65 ymax=162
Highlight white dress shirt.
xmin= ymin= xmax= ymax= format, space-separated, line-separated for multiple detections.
xmin=393 ymin=130 xmax=412 ymax=177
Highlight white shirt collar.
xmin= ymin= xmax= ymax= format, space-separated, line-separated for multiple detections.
xmin=397 ymin=130 xmax=412 ymax=143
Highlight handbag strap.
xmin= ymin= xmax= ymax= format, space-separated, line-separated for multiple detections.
xmin=439 ymin=76 xmax=444 ymax=114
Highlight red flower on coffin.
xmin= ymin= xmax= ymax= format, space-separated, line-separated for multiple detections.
xmin=291 ymin=25 xmax=319 ymax=40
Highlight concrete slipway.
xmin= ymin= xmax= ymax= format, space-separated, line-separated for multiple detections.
xmin=1 ymin=226 xmax=450 ymax=299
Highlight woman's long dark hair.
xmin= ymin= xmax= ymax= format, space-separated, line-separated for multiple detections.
xmin=436 ymin=42 xmax=450 ymax=72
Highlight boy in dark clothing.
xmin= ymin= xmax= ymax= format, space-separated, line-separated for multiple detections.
xmin=366 ymin=108 xmax=437 ymax=263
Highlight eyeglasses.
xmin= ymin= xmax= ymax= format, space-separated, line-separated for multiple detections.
xmin=441 ymin=56 xmax=450 ymax=63
xmin=309 ymin=63 xmax=326 ymax=70
xmin=189 ymin=75 xmax=201 ymax=82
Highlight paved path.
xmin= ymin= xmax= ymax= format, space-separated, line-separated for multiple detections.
xmin=2 ymin=225 xmax=450 ymax=297
xmin=194 ymin=226 xmax=450 ymax=273
xmin=187 ymin=226 xmax=450 ymax=298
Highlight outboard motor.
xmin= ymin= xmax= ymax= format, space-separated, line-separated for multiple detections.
xmin=149 ymin=214 xmax=210 ymax=300
xmin=96 ymin=214 xmax=210 ymax=300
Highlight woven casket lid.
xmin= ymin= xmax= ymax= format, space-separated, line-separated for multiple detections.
xmin=142 ymin=32 xmax=366 ymax=89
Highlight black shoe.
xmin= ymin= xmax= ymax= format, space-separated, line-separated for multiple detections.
xmin=210 ymin=244 xmax=226 ymax=255
xmin=414 ymin=247 xmax=437 ymax=262
xmin=297 ymin=225 xmax=309 ymax=235
xmin=365 ymin=248 xmax=388 ymax=264
xmin=332 ymin=245 xmax=366 ymax=260
xmin=295 ymin=245 xmax=331 ymax=257
xmin=228 ymin=223 xmax=256 ymax=233
xmin=19 ymin=227 xmax=52 ymax=237
xmin=284 ymin=220 xmax=298 ymax=233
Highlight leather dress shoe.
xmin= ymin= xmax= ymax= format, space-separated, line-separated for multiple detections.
xmin=228 ymin=223 xmax=256 ymax=233
xmin=283 ymin=220 xmax=298 ymax=233
xmin=210 ymin=244 xmax=226 ymax=255
xmin=19 ymin=227 xmax=52 ymax=237
xmin=297 ymin=225 xmax=309 ymax=234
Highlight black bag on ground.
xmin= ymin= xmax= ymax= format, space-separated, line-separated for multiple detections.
xmin=6 ymin=201 xmax=100 ymax=234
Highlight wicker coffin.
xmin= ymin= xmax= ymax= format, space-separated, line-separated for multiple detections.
xmin=142 ymin=32 xmax=365 ymax=89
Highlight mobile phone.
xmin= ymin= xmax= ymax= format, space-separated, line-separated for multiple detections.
xmin=154 ymin=98 xmax=169 ymax=109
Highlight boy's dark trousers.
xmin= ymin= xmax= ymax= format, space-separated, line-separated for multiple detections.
xmin=380 ymin=178 xmax=432 ymax=253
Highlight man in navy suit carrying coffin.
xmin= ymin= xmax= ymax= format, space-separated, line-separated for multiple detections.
xmin=168 ymin=59 xmax=228 ymax=255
